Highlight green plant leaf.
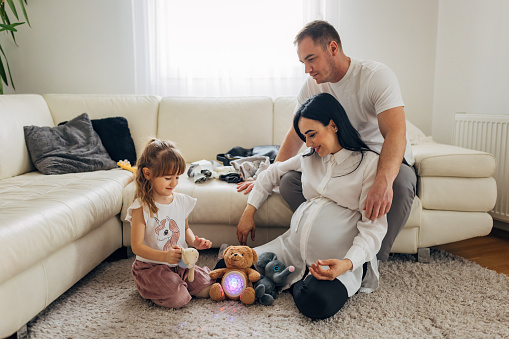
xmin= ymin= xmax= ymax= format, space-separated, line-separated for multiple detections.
xmin=6 ymin=0 xmax=19 ymax=21
xmin=0 ymin=22 xmax=23 ymax=32
xmin=0 ymin=55 xmax=9 ymax=86
xmin=0 ymin=5 xmax=17 ymax=44
xmin=17 ymin=0 xmax=30 ymax=26
xmin=0 ymin=5 xmax=10 ymax=25
xmin=0 ymin=44 xmax=15 ymax=89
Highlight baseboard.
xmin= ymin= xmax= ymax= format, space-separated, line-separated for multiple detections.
xmin=492 ymin=220 xmax=509 ymax=239
xmin=493 ymin=219 xmax=509 ymax=231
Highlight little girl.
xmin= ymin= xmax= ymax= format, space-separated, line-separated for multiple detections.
xmin=126 ymin=138 xmax=213 ymax=308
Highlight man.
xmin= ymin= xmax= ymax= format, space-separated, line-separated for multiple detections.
xmin=237 ymin=20 xmax=416 ymax=261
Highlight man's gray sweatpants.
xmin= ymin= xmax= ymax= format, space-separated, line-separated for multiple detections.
xmin=278 ymin=162 xmax=417 ymax=261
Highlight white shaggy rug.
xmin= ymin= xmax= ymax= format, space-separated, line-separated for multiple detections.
xmin=26 ymin=249 xmax=509 ymax=338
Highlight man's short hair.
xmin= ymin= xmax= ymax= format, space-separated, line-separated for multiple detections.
xmin=294 ymin=20 xmax=342 ymax=50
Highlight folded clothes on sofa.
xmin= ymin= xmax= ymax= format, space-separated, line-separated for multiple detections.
xmin=187 ymin=160 xmax=237 ymax=183
xmin=231 ymin=156 xmax=270 ymax=181
xmin=216 ymin=145 xmax=279 ymax=166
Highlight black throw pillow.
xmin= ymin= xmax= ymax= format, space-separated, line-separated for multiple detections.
xmin=60 ymin=116 xmax=137 ymax=164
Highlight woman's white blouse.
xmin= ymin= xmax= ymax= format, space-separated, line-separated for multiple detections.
xmin=248 ymin=148 xmax=388 ymax=296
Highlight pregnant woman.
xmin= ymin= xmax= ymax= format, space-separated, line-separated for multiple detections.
xmin=236 ymin=93 xmax=388 ymax=319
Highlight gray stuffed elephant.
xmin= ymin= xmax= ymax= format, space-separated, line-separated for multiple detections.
xmin=254 ymin=252 xmax=295 ymax=306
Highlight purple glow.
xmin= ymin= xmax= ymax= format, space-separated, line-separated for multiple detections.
xmin=222 ymin=271 xmax=246 ymax=298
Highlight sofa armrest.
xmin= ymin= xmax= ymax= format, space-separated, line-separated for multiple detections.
xmin=412 ymin=143 xmax=496 ymax=178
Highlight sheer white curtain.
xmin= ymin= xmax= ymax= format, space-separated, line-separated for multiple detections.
xmin=132 ymin=0 xmax=339 ymax=97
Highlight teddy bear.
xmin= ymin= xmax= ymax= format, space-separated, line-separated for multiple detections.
xmin=254 ymin=252 xmax=295 ymax=306
xmin=178 ymin=247 xmax=199 ymax=282
xmin=208 ymin=245 xmax=260 ymax=305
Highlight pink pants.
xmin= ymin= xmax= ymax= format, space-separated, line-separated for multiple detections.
xmin=132 ymin=259 xmax=213 ymax=309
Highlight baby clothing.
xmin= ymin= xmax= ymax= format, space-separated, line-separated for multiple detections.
xmin=126 ymin=193 xmax=213 ymax=308
xmin=231 ymin=155 xmax=271 ymax=181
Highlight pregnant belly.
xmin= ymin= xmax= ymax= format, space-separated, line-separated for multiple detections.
xmin=298 ymin=200 xmax=360 ymax=264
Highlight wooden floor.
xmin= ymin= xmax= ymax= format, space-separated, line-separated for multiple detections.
xmin=435 ymin=227 xmax=509 ymax=276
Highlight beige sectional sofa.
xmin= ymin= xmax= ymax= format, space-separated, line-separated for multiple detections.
xmin=0 ymin=94 xmax=497 ymax=338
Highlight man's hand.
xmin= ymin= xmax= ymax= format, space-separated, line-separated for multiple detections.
xmin=309 ymin=259 xmax=353 ymax=280
xmin=363 ymin=177 xmax=393 ymax=221
xmin=237 ymin=181 xmax=255 ymax=195
xmin=237 ymin=205 xmax=257 ymax=245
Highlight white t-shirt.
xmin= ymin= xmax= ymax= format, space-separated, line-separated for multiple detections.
xmin=297 ymin=57 xmax=414 ymax=166
xmin=249 ymin=148 xmax=387 ymax=296
xmin=125 ymin=193 xmax=197 ymax=266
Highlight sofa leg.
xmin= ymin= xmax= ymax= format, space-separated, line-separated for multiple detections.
xmin=417 ymin=248 xmax=431 ymax=263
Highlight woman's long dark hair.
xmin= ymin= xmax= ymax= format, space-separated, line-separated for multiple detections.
xmin=293 ymin=93 xmax=373 ymax=156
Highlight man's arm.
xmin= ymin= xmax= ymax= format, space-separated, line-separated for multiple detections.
xmin=363 ymin=106 xmax=407 ymax=221
xmin=274 ymin=126 xmax=303 ymax=162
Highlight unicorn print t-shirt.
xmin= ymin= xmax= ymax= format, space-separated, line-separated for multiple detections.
xmin=125 ymin=193 xmax=197 ymax=266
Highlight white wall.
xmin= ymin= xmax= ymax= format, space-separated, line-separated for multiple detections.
xmin=1 ymin=0 xmax=438 ymax=135
xmin=4 ymin=0 xmax=509 ymax=143
xmin=339 ymin=0 xmax=438 ymax=135
xmin=1 ymin=0 xmax=135 ymax=95
xmin=433 ymin=0 xmax=509 ymax=143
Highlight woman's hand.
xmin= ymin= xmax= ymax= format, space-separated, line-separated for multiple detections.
xmin=309 ymin=259 xmax=353 ymax=281
xmin=237 ymin=205 xmax=257 ymax=245
xmin=165 ymin=245 xmax=182 ymax=265
xmin=193 ymin=236 xmax=212 ymax=250
xmin=237 ymin=181 xmax=255 ymax=195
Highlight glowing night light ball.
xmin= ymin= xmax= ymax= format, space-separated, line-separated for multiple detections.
xmin=222 ymin=271 xmax=247 ymax=298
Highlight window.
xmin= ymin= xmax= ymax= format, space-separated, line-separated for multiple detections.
xmin=132 ymin=0 xmax=339 ymax=97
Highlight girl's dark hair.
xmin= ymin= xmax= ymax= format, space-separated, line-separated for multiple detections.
xmin=293 ymin=93 xmax=372 ymax=156
xmin=135 ymin=138 xmax=187 ymax=215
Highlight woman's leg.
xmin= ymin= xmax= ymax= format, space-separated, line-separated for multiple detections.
xmin=291 ymin=275 xmax=349 ymax=320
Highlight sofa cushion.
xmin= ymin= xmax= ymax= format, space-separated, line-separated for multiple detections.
xmin=418 ymin=176 xmax=497 ymax=212
xmin=0 ymin=169 xmax=134 ymax=286
xmin=157 ymin=97 xmax=274 ymax=163
xmin=419 ymin=210 xmax=493 ymax=248
xmin=273 ymin=97 xmax=298 ymax=145
xmin=59 ymin=116 xmax=137 ymax=164
xmin=91 ymin=117 xmax=137 ymax=164
xmin=24 ymin=113 xmax=117 ymax=175
xmin=43 ymin=94 xmax=161 ymax=160
xmin=0 ymin=95 xmax=55 ymax=180
xmin=412 ymin=143 xmax=496 ymax=178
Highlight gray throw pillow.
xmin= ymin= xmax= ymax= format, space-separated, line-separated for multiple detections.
xmin=24 ymin=113 xmax=117 ymax=175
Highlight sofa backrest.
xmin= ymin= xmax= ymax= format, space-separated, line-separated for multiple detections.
xmin=0 ymin=95 xmax=55 ymax=179
xmin=158 ymin=97 xmax=275 ymax=163
xmin=43 ymin=94 xmax=160 ymax=159
xmin=273 ymin=97 xmax=298 ymax=145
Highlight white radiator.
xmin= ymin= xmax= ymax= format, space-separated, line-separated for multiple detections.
xmin=454 ymin=113 xmax=509 ymax=222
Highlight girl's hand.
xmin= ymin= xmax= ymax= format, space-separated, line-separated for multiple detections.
xmin=309 ymin=259 xmax=353 ymax=281
xmin=193 ymin=236 xmax=212 ymax=250
xmin=165 ymin=245 xmax=182 ymax=265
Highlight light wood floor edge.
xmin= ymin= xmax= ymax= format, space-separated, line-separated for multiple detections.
xmin=435 ymin=228 xmax=509 ymax=276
